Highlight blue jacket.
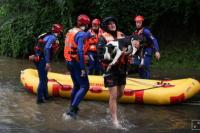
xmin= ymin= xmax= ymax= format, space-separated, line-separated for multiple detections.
xmin=136 ymin=28 xmax=159 ymax=56
xmin=74 ymin=31 xmax=91 ymax=70
xmin=43 ymin=34 xmax=57 ymax=63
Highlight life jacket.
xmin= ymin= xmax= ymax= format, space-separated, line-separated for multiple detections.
xmin=101 ymin=31 xmax=127 ymax=67
xmin=134 ymin=27 xmax=144 ymax=36
xmin=34 ymin=33 xmax=59 ymax=61
xmin=88 ymin=28 xmax=104 ymax=52
xmin=133 ymin=28 xmax=151 ymax=48
xmin=101 ymin=31 xmax=124 ymax=43
xmin=64 ymin=27 xmax=89 ymax=62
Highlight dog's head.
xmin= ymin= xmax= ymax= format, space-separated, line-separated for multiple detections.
xmin=96 ymin=41 xmax=116 ymax=63
xmin=130 ymin=35 xmax=141 ymax=55
xmin=103 ymin=41 xmax=117 ymax=61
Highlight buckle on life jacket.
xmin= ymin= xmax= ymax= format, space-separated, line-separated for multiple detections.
xmin=29 ymin=54 xmax=41 ymax=62
xmin=34 ymin=46 xmax=43 ymax=52
xmin=88 ymin=44 xmax=97 ymax=52
xmin=34 ymin=55 xmax=40 ymax=62
xmin=69 ymin=54 xmax=78 ymax=61
xmin=38 ymin=38 xmax=45 ymax=44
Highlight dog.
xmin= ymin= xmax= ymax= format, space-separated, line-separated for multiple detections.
xmin=102 ymin=35 xmax=143 ymax=71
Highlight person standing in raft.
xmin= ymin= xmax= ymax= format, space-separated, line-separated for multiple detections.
xmin=63 ymin=14 xmax=91 ymax=119
xmin=29 ymin=24 xmax=64 ymax=104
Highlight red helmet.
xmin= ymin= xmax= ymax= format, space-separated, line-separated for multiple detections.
xmin=52 ymin=24 xmax=64 ymax=33
xmin=134 ymin=15 xmax=144 ymax=22
xmin=77 ymin=14 xmax=90 ymax=26
xmin=92 ymin=19 xmax=100 ymax=25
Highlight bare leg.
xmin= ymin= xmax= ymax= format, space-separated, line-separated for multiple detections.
xmin=109 ymin=86 xmax=120 ymax=127
xmin=117 ymin=85 xmax=125 ymax=100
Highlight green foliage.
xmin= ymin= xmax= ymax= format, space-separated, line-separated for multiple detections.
xmin=0 ymin=15 xmax=35 ymax=57
xmin=0 ymin=6 xmax=6 ymax=17
xmin=0 ymin=0 xmax=199 ymax=68
xmin=152 ymin=37 xmax=200 ymax=69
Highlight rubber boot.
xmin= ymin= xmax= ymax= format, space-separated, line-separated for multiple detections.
xmin=66 ymin=106 xmax=79 ymax=119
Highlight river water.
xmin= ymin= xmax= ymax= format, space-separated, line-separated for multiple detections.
xmin=0 ymin=56 xmax=200 ymax=133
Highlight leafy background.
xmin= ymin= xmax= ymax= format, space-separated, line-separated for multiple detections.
xmin=0 ymin=0 xmax=200 ymax=69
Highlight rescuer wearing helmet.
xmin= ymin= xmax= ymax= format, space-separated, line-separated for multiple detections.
xmin=63 ymin=14 xmax=92 ymax=119
xmin=87 ymin=18 xmax=104 ymax=75
xmin=29 ymin=23 xmax=64 ymax=104
xmin=133 ymin=15 xmax=160 ymax=79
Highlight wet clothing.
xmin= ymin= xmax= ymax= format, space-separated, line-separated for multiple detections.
xmin=34 ymin=33 xmax=58 ymax=102
xmin=103 ymin=66 xmax=127 ymax=88
xmin=134 ymin=28 xmax=159 ymax=55
xmin=64 ymin=28 xmax=91 ymax=108
xmin=66 ymin=61 xmax=89 ymax=107
xmin=88 ymin=51 xmax=102 ymax=75
xmin=97 ymin=31 xmax=127 ymax=88
xmin=88 ymin=28 xmax=104 ymax=75
xmin=35 ymin=33 xmax=58 ymax=63
xmin=35 ymin=58 xmax=48 ymax=102
xmin=133 ymin=27 xmax=159 ymax=79
xmin=138 ymin=55 xmax=152 ymax=79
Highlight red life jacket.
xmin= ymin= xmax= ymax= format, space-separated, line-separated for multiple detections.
xmin=34 ymin=33 xmax=59 ymax=57
xmin=133 ymin=28 xmax=151 ymax=48
xmin=88 ymin=28 xmax=104 ymax=52
xmin=133 ymin=28 xmax=144 ymax=36
xmin=101 ymin=31 xmax=124 ymax=43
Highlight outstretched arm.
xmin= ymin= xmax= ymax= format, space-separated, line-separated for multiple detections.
xmin=144 ymin=29 xmax=160 ymax=60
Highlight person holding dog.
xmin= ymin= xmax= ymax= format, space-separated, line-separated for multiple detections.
xmin=97 ymin=16 xmax=140 ymax=128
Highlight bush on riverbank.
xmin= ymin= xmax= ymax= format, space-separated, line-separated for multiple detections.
xmin=0 ymin=0 xmax=200 ymax=69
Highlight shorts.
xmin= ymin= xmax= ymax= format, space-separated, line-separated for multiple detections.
xmin=104 ymin=73 xmax=126 ymax=88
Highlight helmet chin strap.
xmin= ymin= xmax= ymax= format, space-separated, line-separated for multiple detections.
xmin=136 ymin=26 xmax=143 ymax=31
xmin=80 ymin=26 xmax=86 ymax=30
xmin=53 ymin=33 xmax=58 ymax=36
xmin=80 ymin=26 xmax=88 ymax=31
xmin=92 ymin=28 xmax=99 ymax=33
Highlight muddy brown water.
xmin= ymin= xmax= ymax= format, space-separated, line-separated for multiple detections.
xmin=0 ymin=56 xmax=200 ymax=132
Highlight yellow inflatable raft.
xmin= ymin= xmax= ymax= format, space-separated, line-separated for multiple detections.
xmin=20 ymin=68 xmax=200 ymax=105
